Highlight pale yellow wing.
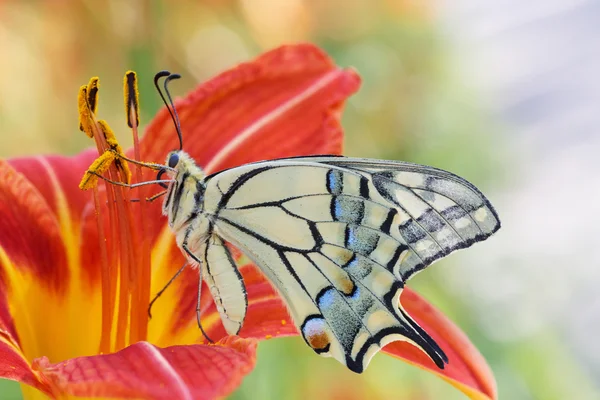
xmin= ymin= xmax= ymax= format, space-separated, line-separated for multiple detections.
xmin=201 ymin=157 xmax=500 ymax=372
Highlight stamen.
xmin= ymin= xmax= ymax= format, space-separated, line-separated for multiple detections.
xmin=87 ymin=77 xmax=99 ymax=116
xmin=124 ymin=71 xmax=140 ymax=129
xmin=93 ymin=186 xmax=113 ymax=355
xmin=79 ymin=151 xmax=116 ymax=190
xmin=112 ymin=188 xmax=135 ymax=351
xmin=125 ymin=70 xmax=150 ymax=344
xmin=97 ymin=120 xmax=131 ymax=184
xmin=79 ymin=71 xmax=182 ymax=353
xmin=77 ymin=74 xmax=146 ymax=353
xmin=77 ymin=78 xmax=119 ymax=353
xmin=78 ymin=85 xmax=95 ymax=137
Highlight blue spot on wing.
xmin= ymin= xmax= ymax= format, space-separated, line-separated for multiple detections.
xmin=318 ymin=288 xmax=336 ymax=310
xmin=327 ymin=170 xmax=343 ymax=195
xmin=334 ymin=198 xmax=343 ymax=220
xmin=346 ymin=226 xmax=358 ymax=248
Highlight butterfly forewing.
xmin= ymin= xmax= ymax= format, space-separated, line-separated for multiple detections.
xmin=194 ymin=157 xmax=499 ymax=372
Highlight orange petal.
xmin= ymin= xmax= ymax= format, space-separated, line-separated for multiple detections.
xmin=33 ymin=337 xmax=257 ymax=400
xmin=137 ymin=43 xmax=360 ymax=174
xmin=383 ymin=288 xmax=497 ymax=400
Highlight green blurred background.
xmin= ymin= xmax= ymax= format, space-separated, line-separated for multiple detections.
xmin=1 ymin=1 xmax=599 ymax=399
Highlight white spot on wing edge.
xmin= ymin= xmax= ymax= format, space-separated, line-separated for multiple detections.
xmin=474 ymin=207 xmax=489 ymax=222
xmin=203 ymin=70 xmax=342 ymax=173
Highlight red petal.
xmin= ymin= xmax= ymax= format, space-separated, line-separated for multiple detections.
xmin=139 ymin=44 xmax=359 ymax=337
xmin=0 ymin=160 xmax=68 ymax=296
xmin=164 ymin=262 xmax=295 ymax=342
xmin=9 ymin=149 xmax=98 ymax=229
xmin=147 ymin=243 xmax=495 ymax=399
xmin=383 ymin=288 xmax=497 ymax=400
xmin=33 ymin=337 xmax=257 ymax=400
xmin=200 ymin=264 xmax=496 ymax=400
xmin=0 ymin=333 xmax=51 ymax=395
xmin=0 ymin=161 xmax=66 ymax=392
xmin=0 ymin=161 xmax=58 ymax=391
xmin=138 ymin=43 xmax=360 ymax=173
xmin=7 ymin=151 xmax=100 ymax=288
xmin=237 ymin=264 xmax=296 ymax=339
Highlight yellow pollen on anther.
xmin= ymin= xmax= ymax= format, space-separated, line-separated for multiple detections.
xmin=86 ymin=77 xmax=99 ymax=115
xmin=97 ymin=120 xmax=131 ymax=184
xmin=77 ymin=72 xmax=155 ymax=351
xmin=79 ymin=151 xmax=116 ymax=190
xmin=124 ymin=71 xmax=140 ymax=128
xmin=78 ymin=85 xmax=95 ymax=137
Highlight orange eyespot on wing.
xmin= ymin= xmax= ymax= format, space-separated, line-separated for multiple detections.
xmin=302 ymin=316 xmax=331 ymax=353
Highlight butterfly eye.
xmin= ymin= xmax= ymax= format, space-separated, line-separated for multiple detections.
xmin=168 ymin=153 xmax=179 ymax=168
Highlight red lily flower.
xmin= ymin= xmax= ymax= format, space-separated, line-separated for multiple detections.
xmin=0 ymin=44 xmax=496 ymax=399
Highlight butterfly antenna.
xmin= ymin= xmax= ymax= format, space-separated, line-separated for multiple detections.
xmin=163 ymin=73 xmax=183 ymax=151
xmin=153 ymin=71 xmax=184 ymax=150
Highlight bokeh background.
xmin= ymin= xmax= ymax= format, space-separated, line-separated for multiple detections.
xmin=1 ymin=1 xmax=599 ymax=399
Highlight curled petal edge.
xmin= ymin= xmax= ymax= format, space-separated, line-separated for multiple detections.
xmin=31 ymin=337 xmax=257 ymax=400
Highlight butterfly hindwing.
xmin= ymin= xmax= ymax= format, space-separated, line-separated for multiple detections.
xmin=199 ymin=235 xmax=248 ymax=335
xmin=210 ymin=216 xmax=446 ymax=372
xmin=201 ymin=157 xmax=499 ymax=372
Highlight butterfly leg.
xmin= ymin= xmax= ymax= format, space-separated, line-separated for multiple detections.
xmin=106 ymin=191 xmax=167 ymax=206
xmin=146 ymin=190 xmax=168 ymax=202
xmin=110 ymin=151 xmax=174 ymax=172
xmin=147 ymin=262 xmax=188 ymax=319
xmin=87 ymin=170 xmax=173 ymax=188
xmin=182 ymin=243 xmax=215 ymax=343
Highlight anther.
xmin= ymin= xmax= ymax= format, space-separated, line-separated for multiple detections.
xmin=124 ymin=71 xmax=140 ymax=128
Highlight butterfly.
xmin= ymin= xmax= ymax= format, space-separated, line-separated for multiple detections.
xmin=110 ymin=72 xmax=500 ymax=374
xmin=158 ymin=149 xmax=500 ymax=373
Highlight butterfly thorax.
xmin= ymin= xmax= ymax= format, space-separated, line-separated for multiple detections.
xmin=162 ymin=151 xmax=210 ymax=245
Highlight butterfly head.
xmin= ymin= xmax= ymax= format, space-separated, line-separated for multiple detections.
xmin=160 ymin=150 xmax=206 ymax=228
xmin=164 ymin=150 xmax=204 ymax=178
xmin=167 ymin=151 xmax=180 ymax=169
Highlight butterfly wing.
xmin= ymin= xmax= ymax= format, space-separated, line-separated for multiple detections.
xmin=201 ymin=157 xmax=500 ymax=373
xmin=200 ymin=235 xmax=248 ymax=336
xmin=297 ymin=156 xmax=501 ymax=279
